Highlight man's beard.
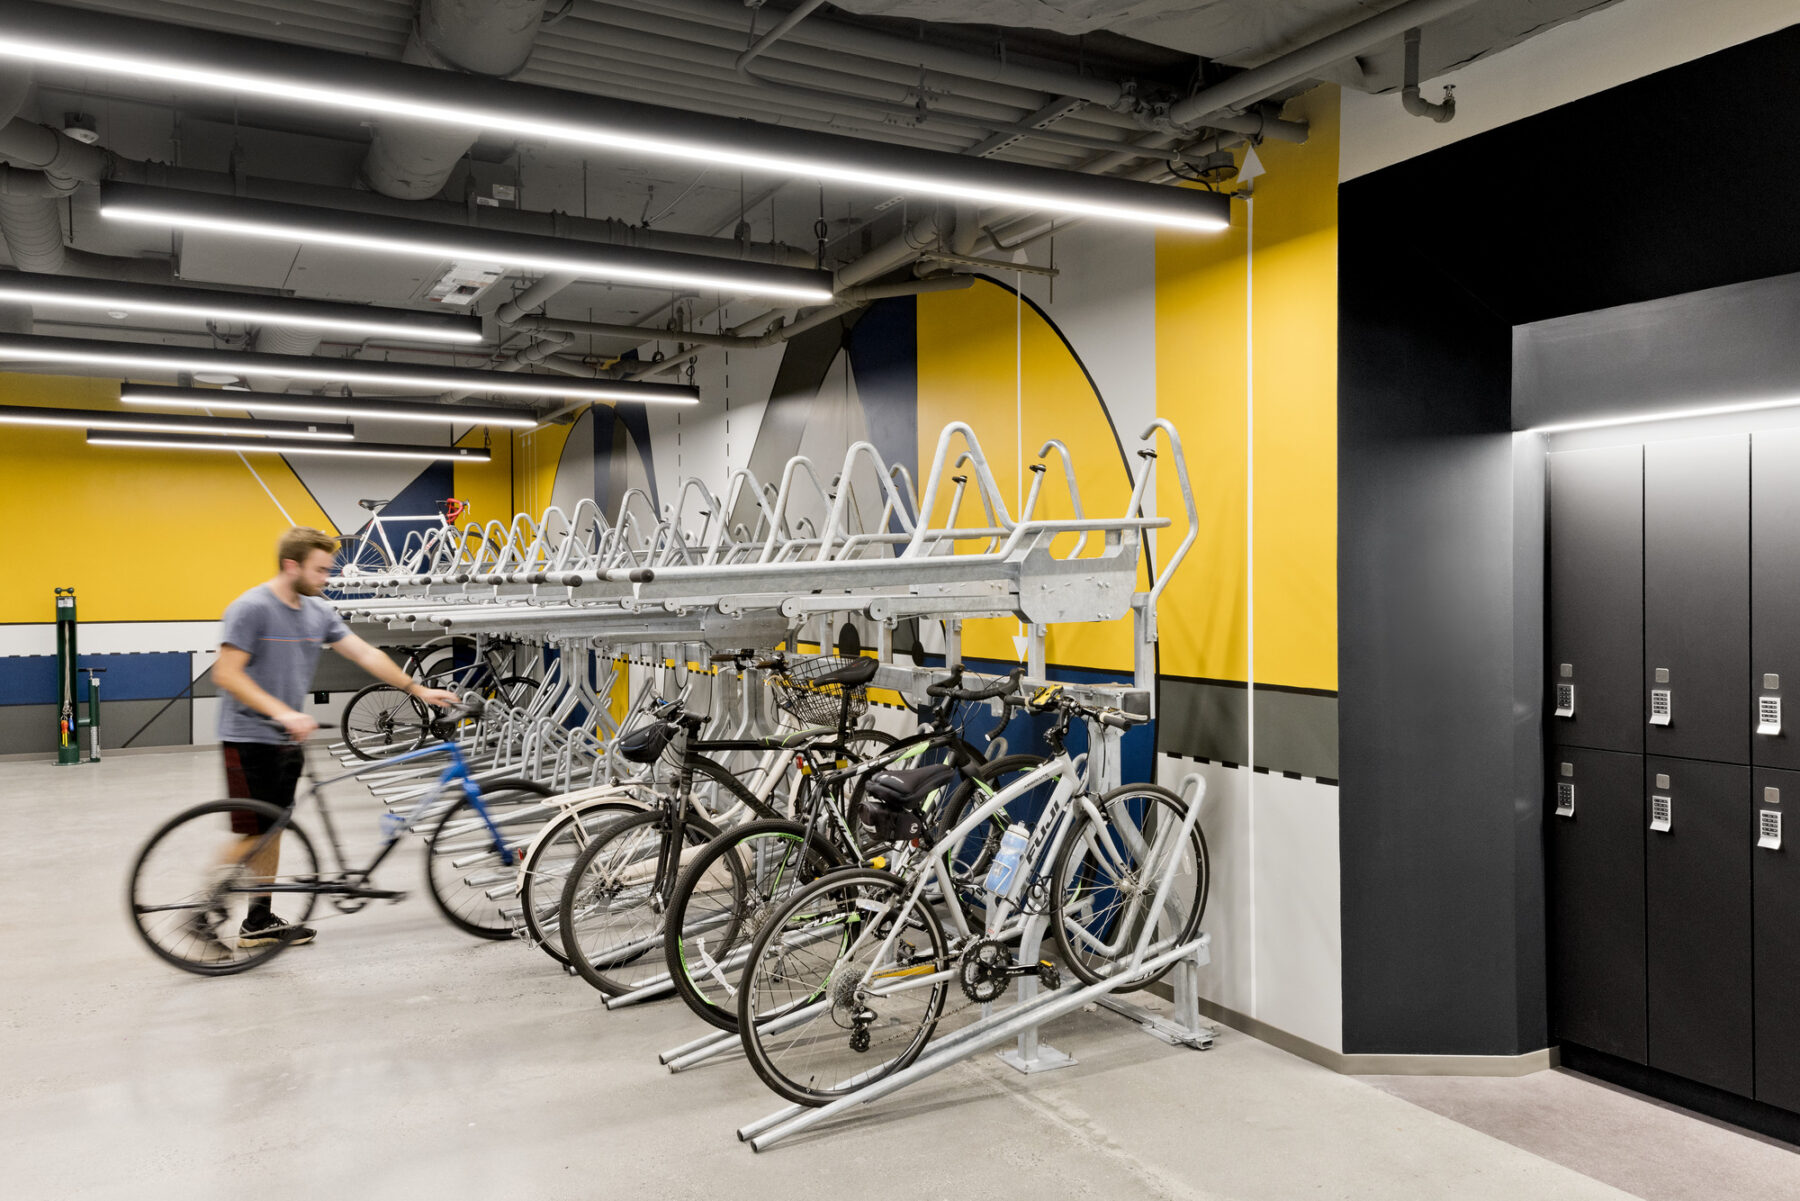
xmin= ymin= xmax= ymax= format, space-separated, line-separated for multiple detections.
xmin=295 ymin=578 xmax=324 ymax=597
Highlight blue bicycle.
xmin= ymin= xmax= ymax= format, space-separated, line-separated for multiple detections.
xmin=127 ymin=698 xmax=553 ymax=975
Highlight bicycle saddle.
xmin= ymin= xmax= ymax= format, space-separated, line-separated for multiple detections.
xmin=357 ymin=497 xmax=390 ymax=511
xmin=866 ymin=763 xmax=958 ymax=807
xmin=809 ymin=656 xmax=879 ymax=689
xmin=617 ymin=720 xmax=675 ymax=764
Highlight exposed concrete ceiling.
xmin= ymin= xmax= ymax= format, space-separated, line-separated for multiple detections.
xmin=2 ymin=0 xmax=1629 ymax=397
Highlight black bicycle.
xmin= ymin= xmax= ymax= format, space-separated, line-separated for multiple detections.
xmin=340 ymin=635 xmax=537 ymax=760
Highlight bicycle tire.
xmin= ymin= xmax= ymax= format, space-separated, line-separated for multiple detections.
xmin=423 ymin=778 xmax=556 ymax=939
xmin=557 ymin=808 xmax=719 ymax=996
xmin=737 ymin=867 xmax=949 ymax=1108
xmin=127 ymin=798 xmax=320 ymax=977
xmin=662 ymin=818 xmax=846 ymax=1032
xmin=485 ymin=674 xmax=539 ymax=710
xmin=341 ymin=683 xmax=429 ymax=761
xmin=517 ymin=797 xmax=647 ymax=963
xmin=1048 ymin=783 xmax=1208 ymax=990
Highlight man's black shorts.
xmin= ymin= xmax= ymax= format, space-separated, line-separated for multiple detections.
xmin=223 ymin=741 xmax=304 ymax=835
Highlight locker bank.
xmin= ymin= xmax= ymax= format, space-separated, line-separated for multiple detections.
xmin=4 ymin=1 xmax=1800 ymax=1197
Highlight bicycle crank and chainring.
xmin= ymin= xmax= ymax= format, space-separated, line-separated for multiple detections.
xmin=959 ymin=937 xmax=1063 ymax=1003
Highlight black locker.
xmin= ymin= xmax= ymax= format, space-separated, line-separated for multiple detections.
xmin=1547 ymin=746 xmax=1647 ymax=1062
xmin=1547 ymin=447 xmax=1644 ymax=754
xmin=1754 ymin=768 xmax=1800 ymax=1111
xmin=1644 ymin=435 xmax=1750 ymax=765
xmin=1645 ymin=756 xmax=1753 ymax=1096
xmin=1752 ymin=431 xmax=1800 ymax=770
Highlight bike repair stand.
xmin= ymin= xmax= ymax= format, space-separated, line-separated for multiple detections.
xmin=53 ymin=588 xmax=103 ymax=765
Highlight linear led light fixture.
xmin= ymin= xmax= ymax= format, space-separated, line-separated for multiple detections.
xmin=101 ymin=185 xmax=837 ymax=303
xmin=87 ymin=430 xmax=491 ymax=461
xmin=0 ymin=0 xmax=1231 ymax=233
xmin=0 ymin=333 xmax=700 ymax=405
xmin=119 ymin=384 xmax=537 ymax=428
xmin=0 ymin=274 xmax=482 ymax=344
xmin=1529 ymin=394 xmax=1800 ymax=434
xmin=0 ymin=402 xmax=353 ymax=439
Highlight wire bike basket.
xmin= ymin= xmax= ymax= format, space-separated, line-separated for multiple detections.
xmin=768 ymin=656 xmax=869 ymax=729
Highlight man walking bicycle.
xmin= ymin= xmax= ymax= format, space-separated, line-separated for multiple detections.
xmin=210 ymin=527 xmax=458 ymax=947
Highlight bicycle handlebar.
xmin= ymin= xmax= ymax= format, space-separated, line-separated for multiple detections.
xmin=926 ymin=664 xmax=1025 ymax=702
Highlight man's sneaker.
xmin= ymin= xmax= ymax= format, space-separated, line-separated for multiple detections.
xmin=237 ymin=910 xmax=317 ymax=948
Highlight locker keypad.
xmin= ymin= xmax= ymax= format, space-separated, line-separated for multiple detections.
xmin=1651 ymin=794 xmax=1673 ymax=831
xmin=1758 ymin=696 xmax=1781 ymax=736
xmin=1555 ymin=684 xmax=1576 ymax=718
xmin=1555 ymin=782 xmax=1576 ymax=817
xmin=1759 ymin=809 xmax=1782 ymax=851
xmin=1650 ymin=689 xmax=1672 ymax=725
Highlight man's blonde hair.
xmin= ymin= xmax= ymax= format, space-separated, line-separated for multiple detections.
xmin=277 ymin=527 xmax=337 ymax=569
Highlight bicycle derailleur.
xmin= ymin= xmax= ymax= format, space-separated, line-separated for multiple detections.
xmin=957 ymin=937 xmax=1060 ymax=1004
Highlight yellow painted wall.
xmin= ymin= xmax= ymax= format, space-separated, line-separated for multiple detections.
xmin=0 ymin=374 xmax=336 ymax=623
xmin=1156 ymin=85 xmax=1339 ymax=691
xmin=454 ymin=423 xmax=513 ymax=529
xmin=916 ymin=279 xmax=1145 ymax=673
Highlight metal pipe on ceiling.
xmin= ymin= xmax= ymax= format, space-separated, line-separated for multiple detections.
xmin=608 ymin=0 xmax=1137 ymax=111
xmin=363 ymin=0 xmax=549 ymax=200
xmin=1165 ymin=0 xmax=1487 ymax=129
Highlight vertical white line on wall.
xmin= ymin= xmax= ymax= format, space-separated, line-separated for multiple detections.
xmin=1016 ymin=271 xmax=1024 ymax=517
xmin=1245 ymin=195 xmax=1257 ymax=1018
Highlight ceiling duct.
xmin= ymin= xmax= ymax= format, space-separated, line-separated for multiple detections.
xmin=363 ymin=0 xmax=550 ymax=200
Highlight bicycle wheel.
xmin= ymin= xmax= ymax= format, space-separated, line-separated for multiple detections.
xmin=484 ymin=674 xmax=539 ymax=711
xmin=327 ymin=533 xmax=390 ymax=597
xmin=662 ymin=819 xmax=846 ymax=1032
xmin=517 ymin=796 xmax=647 ymax=963
xmin=341 ymin=683 xmax=429 ymax=761
xmin=1049 ymin=783 xmax=1208 ymax=990
xmin=738 ymin=868 xmax=949 ymax=1108
xmin=423 ymin=778 xmax=556 ymax=939
xmin=557 ymin=808 xmax=717 ymax=996
xmin=127 ymin=799 xmax=320 ymax=976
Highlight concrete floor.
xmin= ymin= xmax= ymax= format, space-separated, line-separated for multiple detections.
xmin=0 ymin=748 xmax=1785 ymax=1200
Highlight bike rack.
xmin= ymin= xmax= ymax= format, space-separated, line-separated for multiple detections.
xmin=313 ymin=418 xmax=1215 ymax=1148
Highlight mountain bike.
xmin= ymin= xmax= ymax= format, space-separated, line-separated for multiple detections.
xmin=735 ymin=687 xmax=1209 ymax=1106
xmin=127 ymin=698 xmax=553 ymax=975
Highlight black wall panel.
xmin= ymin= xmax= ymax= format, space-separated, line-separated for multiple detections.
xmin=1548 ymin=448 xmax=1644 ymax=753
xmin=1643 ymin=436 xmax=1749 ymax=765
xmin=1752 ymin=430 xmax=1800 ymax=770
xmin=1546 ymin=746 xmax=1646 ymax=1062
xmin=1645 ymin=756 xmax=1753 ymax=1097
xmin=1754 ymin=768 xmax=1800 ymax=1112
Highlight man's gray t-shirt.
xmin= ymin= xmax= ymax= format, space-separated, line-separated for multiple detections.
xmin=217 ymin=585 xmax=350 ymax=744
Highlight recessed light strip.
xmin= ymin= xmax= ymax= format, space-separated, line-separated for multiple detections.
xmin=0 ymin=402 xmax=354 ymax=439
xmin=1528 ymin=395 xmax=1800 ymax=434
xmin=0 ymin=333 xmax=700 ymax=405
xmin=0 ymin=0 xmax=1230 ymax=232
xmin=87 ymin=430 xmax=491 ymax=461
xmin=99 ymin=186 xmax=837 ymax=302
xmin=0 ymin=274 xmax=482 ymax=343
xmin=118 ymin=384 xmax=537 ymax=428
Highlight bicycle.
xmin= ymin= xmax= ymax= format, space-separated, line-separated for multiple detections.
xmin=127 ymin=698 xmax=553 ymax=976
xmin=328 ymin=496 xmax=484 ymax=598
xmin=341 ymin=635 xmax=539 ymax=760
xmin=555 ymin=655 xmax=902 ymax=997
xmin=735 ymin=686 xmax=1209 ymax=1107
xmin=659 ymin=663 xmax=1029 ymax=1032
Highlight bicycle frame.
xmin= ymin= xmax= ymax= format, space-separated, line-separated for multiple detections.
xmin=251 ymin=737 xmax=516 ymax=900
